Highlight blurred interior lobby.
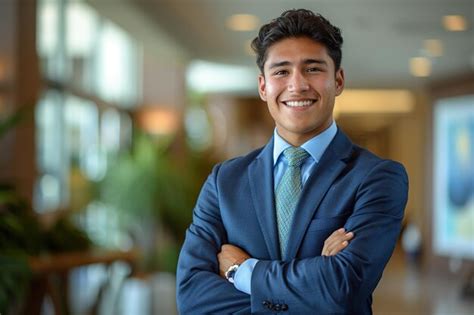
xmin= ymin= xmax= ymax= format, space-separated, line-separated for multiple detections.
xmin=0 ymin=0 xmax=473 ymax=314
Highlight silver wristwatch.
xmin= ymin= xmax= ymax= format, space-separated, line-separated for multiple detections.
xmin=224 ymin=263 xmax=240 ymax=283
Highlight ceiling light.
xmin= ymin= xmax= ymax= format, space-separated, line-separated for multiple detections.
xmin=410 ymin=57 xmax=431 ymax=77
xmin=442 ymin=15 xmax=468 ymax=31
xmin=424 ymin=39 xmax=443 ymax=57
xmin=226 ymin=14 xmax=259 ymax=31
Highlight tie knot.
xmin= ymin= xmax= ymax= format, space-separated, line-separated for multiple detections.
xmin=283 ymin=147 xmax=309 ymax=167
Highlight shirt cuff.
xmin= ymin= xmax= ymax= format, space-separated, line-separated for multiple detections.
xmin=233 ymin=258 xmax=258 ymax=295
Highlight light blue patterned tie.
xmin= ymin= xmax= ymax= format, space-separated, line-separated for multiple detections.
xmin=276 ymin=146 xmax=309 ymax=259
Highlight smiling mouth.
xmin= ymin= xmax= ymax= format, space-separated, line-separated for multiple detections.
xmin=283 ymin=100 xmax=315 ymax=107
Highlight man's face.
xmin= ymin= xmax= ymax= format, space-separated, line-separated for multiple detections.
xmin=258 ymin=37 xmax=344 ymax=146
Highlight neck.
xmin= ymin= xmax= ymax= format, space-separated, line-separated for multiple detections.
xmin=277 ymin=122 xmax=333 ymax=147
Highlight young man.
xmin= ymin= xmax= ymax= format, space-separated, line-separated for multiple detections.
xmin=177 ymin=9 xmax=408 ymax=314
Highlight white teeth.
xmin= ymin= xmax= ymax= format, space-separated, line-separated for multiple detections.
xmin=285 ymin=100 xmax=313 ymax=107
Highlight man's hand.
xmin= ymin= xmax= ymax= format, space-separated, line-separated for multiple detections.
xmin=322 ymin=228 xmax=354 ymax=256
xmin=217 ymin=227 xmax=353 ymax=278
xmin=218 ymin=244 xmax=251 ymax=278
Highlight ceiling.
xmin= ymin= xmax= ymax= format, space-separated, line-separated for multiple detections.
xmin=131 ymin=0 xmax=474 ymax=89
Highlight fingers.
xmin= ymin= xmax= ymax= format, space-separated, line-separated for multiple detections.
xmin=322 ymin=228 xmax=354 ymax=256
xmin=218 ymin=246 xmax=237 ymax=277
xmin=217 ymin=244 xmax=251 ymax=278
xmin=217 ymin=251 xmax=227 ymax=277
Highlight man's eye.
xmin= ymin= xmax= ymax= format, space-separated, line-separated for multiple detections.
xmin=307 ymin=68 xmax=321 ymax=73
xmin=274 ymin=70 xmax=288 ymax=76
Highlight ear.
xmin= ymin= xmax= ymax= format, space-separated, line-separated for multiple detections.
xmin=335 ymin=68 xmax=345 ymax=96
xmin=258 ymin=74 xmax=267 ymax=101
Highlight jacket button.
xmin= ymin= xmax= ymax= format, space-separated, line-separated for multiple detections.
xmin=273 ymin=303 xmax=281 ymax=311
xmin=281 ymin=304 xmax=288 ymax=311
xmin=262 ymin=300 xmax=273 ymax=309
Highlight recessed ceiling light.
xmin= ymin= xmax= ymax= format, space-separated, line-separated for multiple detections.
xmin=226 ymin=14 xmax=260 ymax=31
xmin=410 ymin=57 xmax=431 ymax=77
xmin=442 ymin=15 xmax=468 ymax=31
xmin=424 ymin=39 xmax=443 ymax=57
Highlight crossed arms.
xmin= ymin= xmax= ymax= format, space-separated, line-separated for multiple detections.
xmin=217 ymin=227 xmax=354 ymax=279
xmin=176 ymin=160 xmax=408 ymax=314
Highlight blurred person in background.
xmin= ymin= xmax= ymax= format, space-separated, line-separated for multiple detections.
xmin=177 ymin=8 xmax=408 ymax=314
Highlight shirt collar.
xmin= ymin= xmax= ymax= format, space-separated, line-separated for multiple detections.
xmin=273 ymin=121 xmax=338 ymax=165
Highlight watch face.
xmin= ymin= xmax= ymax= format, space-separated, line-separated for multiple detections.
xmin=225 ymin=264 xmax=240 ymax=283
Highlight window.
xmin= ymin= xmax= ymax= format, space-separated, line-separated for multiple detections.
xmin=36 ymin=0 xmax=141 ymax=235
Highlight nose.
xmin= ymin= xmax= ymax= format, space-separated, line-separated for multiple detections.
xmin=288 ymin=71 xmax=309 ymax=92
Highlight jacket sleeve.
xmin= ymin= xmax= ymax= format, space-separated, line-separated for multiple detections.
xmin=250 ymin=160 xmax=409 ymax=314
xmin=176 ymin=164 xmax=251 ymax=314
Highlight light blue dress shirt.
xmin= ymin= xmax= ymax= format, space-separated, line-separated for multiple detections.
xmin=233 ymin=121 xmax=338 ymax=295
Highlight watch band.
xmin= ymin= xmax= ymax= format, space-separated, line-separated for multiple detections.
xmin=225 ymin=263 xmax=240 ymax=283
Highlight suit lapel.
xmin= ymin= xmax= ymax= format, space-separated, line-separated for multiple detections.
xmin=248 ymin=138 xmax=281 ymax=260
xmin=286 ymin=130 xmax=354 ymax=259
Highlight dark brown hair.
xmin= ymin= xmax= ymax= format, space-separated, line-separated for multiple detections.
xmin=251 ymin=9 xmax=343 ymax=73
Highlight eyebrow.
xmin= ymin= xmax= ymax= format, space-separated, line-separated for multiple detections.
xmin=268 ymin=59 xmax=328 ymax=70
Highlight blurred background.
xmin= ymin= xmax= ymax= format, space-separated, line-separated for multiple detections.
xmin=0 ymin=0 xmax=473 ymax=314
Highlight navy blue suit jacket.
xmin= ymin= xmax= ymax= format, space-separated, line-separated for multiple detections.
xmin=177 ymin=129 xmax=408 ymax=314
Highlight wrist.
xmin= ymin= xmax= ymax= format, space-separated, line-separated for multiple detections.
xmin=232 ymin=258 xmax=258 ymax=295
